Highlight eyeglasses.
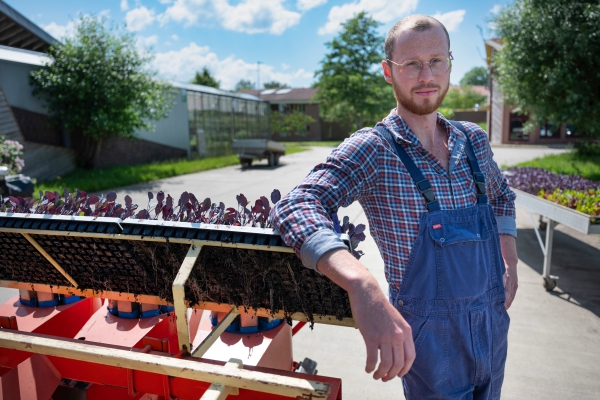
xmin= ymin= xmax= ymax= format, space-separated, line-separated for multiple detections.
xmin=385 ymin=55 xmax=453 ymax=79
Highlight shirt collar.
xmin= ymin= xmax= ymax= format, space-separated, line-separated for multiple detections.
xmin=381 ymin=109 xmax=468 ymax=147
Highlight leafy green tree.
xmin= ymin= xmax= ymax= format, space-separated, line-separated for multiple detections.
xmin=235 ymin=79 xmax=255 ymax=91
xmin=441 ymin=87 xmax=487 ymax=111
xmin=491 ymin=0 xmax=600 ymax=138
xmin=263 ymin=81 xmax=290 ymax=89
xmin=30 ymin=16 xmax=172 ymax=169
xmin=460 ymin=66 xmax=489 ymax=87
xmin=270 ymin=110 xmax=315 ymax=137
xmin=191 ymin=67 xmax=220 ymax=88
xmin=314 ymin=12 xmax=394 ymax=130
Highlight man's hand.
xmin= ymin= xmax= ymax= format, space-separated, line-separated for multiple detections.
xmin=317 ymin=249 xmax=415 ymax=381
xmin=499 ymin=234 xmax=518 ymax=309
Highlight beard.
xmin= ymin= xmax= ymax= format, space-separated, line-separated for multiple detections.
xmin=392 ymin=77 xmax=449 ymax=116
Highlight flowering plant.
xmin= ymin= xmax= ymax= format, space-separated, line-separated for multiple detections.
xmin=0 ymin=136 xmax=24 ymax=174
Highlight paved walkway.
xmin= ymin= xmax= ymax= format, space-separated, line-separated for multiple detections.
xmin=2 ymin=144 xmax=598 ymax=399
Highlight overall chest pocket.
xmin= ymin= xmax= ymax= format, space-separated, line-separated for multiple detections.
xmin=427 ymin=217 xmax=491 ymax=247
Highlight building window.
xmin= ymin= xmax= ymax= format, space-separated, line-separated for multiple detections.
xmin=566 ymin=123 xmax=585 ymax=137
xmin=540 ymin=121 xmax=560 ymax=139
xmin=509 ymin=113 xmax=529 ymax=141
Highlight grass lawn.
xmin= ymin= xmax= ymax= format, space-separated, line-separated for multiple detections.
xmin=36 ymin=142 xmax=312 ymax=195
xmin=514 ymin=151 xmax=600 ymax=181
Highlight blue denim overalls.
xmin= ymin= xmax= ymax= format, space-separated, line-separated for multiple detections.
xmin=376 ymin=124 xmax=510 ymax=400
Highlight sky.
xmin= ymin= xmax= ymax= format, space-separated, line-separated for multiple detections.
xmin=8 ymin=0 xmax=513 ymax=90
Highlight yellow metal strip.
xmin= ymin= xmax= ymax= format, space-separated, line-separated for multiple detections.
xmin=0 ymin=331 xmax=330 ymax=398
xmin=0 ymin=228 xmax=294 ymax=253
xmin=192 ymin=307 xmax=239 ymax=358
xmin=173 ymin=244 xmax=202 ymax=353
xmin=21 ymin=233 xmax=78 ymax=287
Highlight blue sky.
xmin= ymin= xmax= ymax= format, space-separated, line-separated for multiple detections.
xmin=8 ymin=0 xmax=512 ymax=90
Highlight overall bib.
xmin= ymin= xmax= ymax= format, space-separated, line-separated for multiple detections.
xmin=376 ymin=124 xmax=510 ymax=400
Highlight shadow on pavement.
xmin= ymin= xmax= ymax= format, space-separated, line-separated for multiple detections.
xmin=517 ymin=228 xmax=600 ymax=318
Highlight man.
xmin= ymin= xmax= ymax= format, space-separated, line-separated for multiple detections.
xmin=271 ymin=14 xmax=518 ymax=399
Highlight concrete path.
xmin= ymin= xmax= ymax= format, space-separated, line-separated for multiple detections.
xmin=2 ymin=144 xmax=599 ymax=399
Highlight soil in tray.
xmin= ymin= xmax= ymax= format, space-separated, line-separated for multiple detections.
xmin=22 ymin=235 xmax=352 ymax=324
xmin=186 ymin=247 xmax=353 ymax=323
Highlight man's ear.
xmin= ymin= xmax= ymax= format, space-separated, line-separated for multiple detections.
xmin=381 ymin=60 xmax=393 ymax=84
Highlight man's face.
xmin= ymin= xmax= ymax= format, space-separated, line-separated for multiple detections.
xmin=382 ymin=26 xmax=451 ymax=116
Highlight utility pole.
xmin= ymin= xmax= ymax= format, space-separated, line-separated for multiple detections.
xmin=257 ymin=61 xmax=261 ymax=90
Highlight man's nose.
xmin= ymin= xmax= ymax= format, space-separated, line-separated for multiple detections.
xmin=417 ymin=63 xmax=435 ymax=83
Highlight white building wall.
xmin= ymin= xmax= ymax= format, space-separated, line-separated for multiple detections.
xmin=0 ymin=59 xmax=48 ymax=114
xmin=133 ymin=88 xmax=190 ymax=155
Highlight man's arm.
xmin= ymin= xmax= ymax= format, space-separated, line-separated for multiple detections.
xmin=499 ymin=234 xmax=518 ymax=309
xmin=317 ymin=249 xmax=415 ymax=381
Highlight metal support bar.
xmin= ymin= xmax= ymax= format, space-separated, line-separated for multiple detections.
xmin=527 ymin=210 xmax=547 ymax=257
xmin=200 ymin=359 xmax=243 ymax=400
xmin=0 ymin=330 xmax=330 ymax=398
xmin=173 ymin=244 xmax=202 ymax=353
xmin=192 ymin=307 xmax=239 ymax=358
xmin=21 ymin=233 xmax=78 ymax=287
xmin=543 ymin=220 xmax=558 ymax=280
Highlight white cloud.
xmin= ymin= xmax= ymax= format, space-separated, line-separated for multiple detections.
xmin=281 ymin=63 xmax=290 ymax=70
xmin=159 ymin=0 xmax=174 ymax=3
xmin=43 ymin=20 xmax=78 ymax=40
xmin=318 ymin=0 xmax=418 ymax=35
xmin=490 ymin=4 xmax=503 ymax=14
xmin=125 ymin=6 xmax=156 ymax=31
xmin=121 ymin=0 xmax=129 ymax=11
xmin=431 ymin=10 xmax=465 ymax=32
xmin=171 ymin=34 xmax=179 ymax=40
xmin=153 ymin=42 xmax=312 ymax=89
xmin=158 ymin=0 xmax=301 ymax=35
xmin=137 ymin=34 xmax=159 ymax=47
xmin=297 ymin=0 xmax=327 ymax=12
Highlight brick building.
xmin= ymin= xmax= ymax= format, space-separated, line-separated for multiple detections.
xmin=485 ymin=38 xmax=584 ymax=145
xmin=241 ymin=88 xmax=352 ymax=141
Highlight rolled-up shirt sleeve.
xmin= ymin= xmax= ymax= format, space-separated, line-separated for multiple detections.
xmin=462 ymin=122 xmax=517 ymax=238
xmin=270 ymin=130 xmax=381 ymax=269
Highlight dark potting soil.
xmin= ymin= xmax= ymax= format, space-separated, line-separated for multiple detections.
xmin=186 ymin=246 xmax=353 ymax=323
xmin=2 ymin=234 xmax=352 ymax=323
xmin=0 ymin=232 xmax=72 ymax=286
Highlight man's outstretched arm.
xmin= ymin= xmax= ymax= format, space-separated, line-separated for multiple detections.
xmin=316 ymin=248 xmax=415 ymax=382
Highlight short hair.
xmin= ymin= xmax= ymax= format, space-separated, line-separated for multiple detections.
xmin=385 ymin=15 xmax=451 ymax=61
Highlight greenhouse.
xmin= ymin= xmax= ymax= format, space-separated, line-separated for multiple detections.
xmin=179 ymin=83 xmax=270 ymax=158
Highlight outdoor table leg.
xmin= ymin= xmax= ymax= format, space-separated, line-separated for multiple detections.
xmin=542 ymin=219 xmax=558 ymax=291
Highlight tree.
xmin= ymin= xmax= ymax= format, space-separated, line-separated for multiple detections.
xmin=441 ymin=87 xmax=487 ymax=111
xmin=460 ymin=66 xmax=489 ymax=87
xmin=263 ymin=81 xmax=290 ymax=89
xmin=270 ymin=110 xmax=315 ymax=137
xmin=191 ymin=67 xmax=220 ymax=88
xmin=30 ymin=16 xmax=173 ymax=169
xmin=235 ymin=79 xmax=255 ymax=91
xmin=314 ymin=12 xmax=395 ymax=130
xmin=491 ymin=0 xmax=600 ymax=138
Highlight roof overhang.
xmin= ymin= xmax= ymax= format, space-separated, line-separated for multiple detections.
xmin=485 ymin=39 xmax=504 ymax=67
xmin=0 ymin=0 xmax=58 ymax=52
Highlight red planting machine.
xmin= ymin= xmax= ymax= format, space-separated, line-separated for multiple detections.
xmin=0 ymin=213 xmax=355 ymax=399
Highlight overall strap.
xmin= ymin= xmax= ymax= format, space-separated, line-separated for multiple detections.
xmin=374 ymin=125 xmax=441 ymax=212
xmin=448 ymin=121 xmax=488 ymax=205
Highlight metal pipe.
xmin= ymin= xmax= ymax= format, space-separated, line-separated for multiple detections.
xmin=0 ymin=330 xmax=330 ymax=398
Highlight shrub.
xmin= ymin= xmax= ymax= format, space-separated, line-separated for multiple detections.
xmin=0 ymin=136 xmax=24 ymax=174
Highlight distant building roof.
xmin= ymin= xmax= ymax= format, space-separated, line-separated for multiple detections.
xmin=484 ymin=38 xmax=504 ymax=67
xmin=449 ymin=85 xmax=490 ymax=98
xmin=0 ymin=0 xmax=58 ymax=52
xmin=0 ymin=45 xmax=50 ymax=66
xmin=172 ymin=82 xmax=264 ymax=102
xmin=240 ymin=87 xmax=318 ymax=104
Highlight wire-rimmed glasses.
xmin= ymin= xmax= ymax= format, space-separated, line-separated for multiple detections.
xmin=385 ymin=55 xmax=453 ymax=79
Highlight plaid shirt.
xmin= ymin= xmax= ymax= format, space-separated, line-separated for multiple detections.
xmin=271 ymin=110 xmax=516 ymax=290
